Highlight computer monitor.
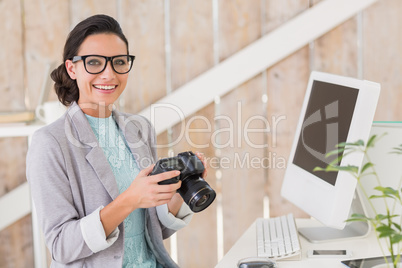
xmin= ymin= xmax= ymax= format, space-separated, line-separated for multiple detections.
xmin=281 ymin=71 xmax=380 ymax=241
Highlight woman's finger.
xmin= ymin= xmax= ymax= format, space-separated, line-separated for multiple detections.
xmin=195 ymin=151 xmax=208 ymax=178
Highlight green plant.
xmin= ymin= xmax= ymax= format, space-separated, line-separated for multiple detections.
xmin=314 ymin=134 xmax=402 ymax=268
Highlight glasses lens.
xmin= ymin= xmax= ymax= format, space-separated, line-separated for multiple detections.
xmin=84 ymin=56 xmax=106 ymax=74
xmin=112 ymin=56 xmax=132 ymax=74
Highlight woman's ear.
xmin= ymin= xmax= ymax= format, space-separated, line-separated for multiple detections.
xmin=65 ymin=60 xmax=76 ymax=80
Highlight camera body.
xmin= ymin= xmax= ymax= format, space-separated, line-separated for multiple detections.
xmin=150 ymin=151 xmax=216 ymax=212
xmin=151 ymin=151 xmax=204 ymax=185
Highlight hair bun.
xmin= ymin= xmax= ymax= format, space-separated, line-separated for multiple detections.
xmin=51 ymin=63 xmax=79 ymax=106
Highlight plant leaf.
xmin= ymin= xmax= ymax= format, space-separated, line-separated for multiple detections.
xmin=355 ymin=140 xmax=365 ymax=146
xmin=337 ymin=165 xmax=359 ymax=174
xmin=391 ymin=145 xmax=402 ymax=155
xmin=391 ymin=234 xmax=402 ymax=244
xmin=369 ymin=194 xmax=401 ymax=201
xmin=366 ymin=135 xmax=377 ymax=148
xmin=336 ymin=142 xmax=347 ymax=148
xmin=326 ymin=147 xmax=346 ymax=158
xmin=347 ymin=213 xmax=371 ymax=222
xmin=329 ymin=165 xmax=357 ymax=172
xmin=373 ymin=186 xmax=401 ymax=200
xmin=392 ymin=222 xmax=402 ymax=232
xmin=328 ymin=155 xmax=344 ymax=166
xmin=336 ymin=140 xmax=365 ymax=149
xmin=375 ymin=214 xmax=389 ymax=221
xmin=360 ymin=162 xmax=373 ymax=174
xmin=376 ymin=225 xmax=396 ymax=237
xmin=313 ymin=167 xmax=325 ymax=172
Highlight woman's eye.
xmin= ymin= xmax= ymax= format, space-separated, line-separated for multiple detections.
xmin=114 ymin=59 xmax=127 ymax=66
xmin=87 ymin=59 xmax=102 ymax=66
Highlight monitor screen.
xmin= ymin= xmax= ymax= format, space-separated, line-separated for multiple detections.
xmin=293 ymin=81 xmax=359 ymax=186
xmin=281 ymin=71 xmax=380 ymax=230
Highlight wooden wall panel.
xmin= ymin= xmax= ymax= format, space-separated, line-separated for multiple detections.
xmin=218 ymin=0 xmax=261 ymax=62
xmin=218 ymin=0 xmax=264 ymax=253
xmin=363 ymin=0 xmax=402 ymax=121
xmin=22 ymin=2 xmax=70 ymax=263
xmin=219 ymin=76 xmax=266 ymax=253
xmin=167 ymin=104 xmax=218 ymax=268
xmin=262 ymin=0 xmax=310 ymax=218
xmin=264 ymin=0 xmax=308 ymax=33
xmin=70 ymin=0 xmax=118 ymax=27
xmin=170 ymin=0 xmax=214 ymax=90
xmin=0 ymin=0 xmax=69 ymax=266
xmin=310 ymin=0 xmax=324 ymax=6
xmin=0 ymin=215 xmax=34 ymax=268
xmin=0 ymin=0 xmax=25 ymax=111
xmin=169 ymin=1 xmax=216 ymax=266
xmin=23 ymin=0 xmax=70 ymax=107
xmin=313 ymin=18 xmax=358 ymax=77
xmin=120 ymin=0 xmax=166 ymax=114
xmin=0 ymin=137 xmax=32 ymax=267
xmin=0 ymin=137 xmax=28 ymax=197
xmin=265 ymin=48 xmax=310 ymax=217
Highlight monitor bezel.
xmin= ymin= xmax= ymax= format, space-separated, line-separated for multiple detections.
xmin=281 ymin=71 xmax=380 ymax=229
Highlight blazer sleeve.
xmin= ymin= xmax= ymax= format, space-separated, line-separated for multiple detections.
xmin=156 ymin=203 xmax=193 ymax=231
xmin=26 ymin=129 xmax=117 ymax=263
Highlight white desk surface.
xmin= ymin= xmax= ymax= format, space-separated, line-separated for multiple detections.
xmin=216 ymin=218 xmax=383 ymax=268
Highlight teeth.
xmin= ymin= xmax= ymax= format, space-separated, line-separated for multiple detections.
xmin=95 ymin=85 xmax=115 ymax=90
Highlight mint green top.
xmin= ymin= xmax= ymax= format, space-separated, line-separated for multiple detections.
xmin=85 ymin=114 xmax=161 ymax=268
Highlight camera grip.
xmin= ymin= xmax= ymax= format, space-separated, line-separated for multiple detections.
xmin=158 ymin=177 xmax=180 ymax=185
xmin=149 ymin=162 xmax=180 ymax=185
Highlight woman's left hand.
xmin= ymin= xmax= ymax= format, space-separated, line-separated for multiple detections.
xmin=194 ymin=151 xmax=208 ymax=178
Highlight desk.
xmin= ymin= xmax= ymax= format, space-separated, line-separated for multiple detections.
xmin=216 ymin=218 xmax=383 ymax=268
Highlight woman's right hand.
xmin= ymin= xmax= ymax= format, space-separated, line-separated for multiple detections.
xmin=124 ymin=165 xmax=182 ymax=210
xmin=100 ymin=165 xmax=182 ymax=237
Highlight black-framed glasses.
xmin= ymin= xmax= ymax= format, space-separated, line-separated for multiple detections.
xmin=72 ymin=54 xmax=135 ymax=74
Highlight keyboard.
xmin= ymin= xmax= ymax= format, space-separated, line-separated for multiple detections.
xmin=256 ymin=213 xmax=301 ymax=260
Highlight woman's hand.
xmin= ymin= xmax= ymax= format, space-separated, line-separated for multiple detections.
xmin=195 ymin=151 xmax=208 ymax=178
xmin=125 ymin=165 xmax=182 ymax=210
xmin=100 ymin=165 xmax=181 ymax=237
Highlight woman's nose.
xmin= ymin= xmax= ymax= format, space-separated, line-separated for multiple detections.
xmin=100 ymin=61 xmax=116 ymax=78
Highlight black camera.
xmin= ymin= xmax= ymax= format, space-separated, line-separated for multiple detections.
xmin=150 ymin=151 xmax=216 ymax=213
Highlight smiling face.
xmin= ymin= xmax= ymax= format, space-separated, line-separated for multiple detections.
xmin=65 ymin=33 xmax=129 ymax=117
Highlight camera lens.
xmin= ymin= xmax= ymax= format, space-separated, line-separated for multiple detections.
xmin=178 ymin=175 xmax=216 ymax=213
xmin=195 ymin=194 xmax=209 ymax=207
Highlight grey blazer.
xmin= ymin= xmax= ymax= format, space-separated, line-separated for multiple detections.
xmin=26 ymin=102 xmax=179 ymax=268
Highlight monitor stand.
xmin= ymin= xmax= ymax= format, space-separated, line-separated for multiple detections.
xmin=298 ymin=189 xmax=370 ymax=243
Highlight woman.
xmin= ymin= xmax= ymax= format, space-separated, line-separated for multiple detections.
xmin=26 ymin=14 xmax=206 ymax=268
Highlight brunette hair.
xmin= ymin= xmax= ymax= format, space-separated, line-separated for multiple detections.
xmin=51 ymin=14 xmax=129 ymax=106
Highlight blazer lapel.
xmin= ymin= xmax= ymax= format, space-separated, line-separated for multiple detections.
xmin=86 ymin=146 xmax=119 ymax=200
xmin=67 ymin=102 xmax=120 ymax=200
